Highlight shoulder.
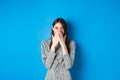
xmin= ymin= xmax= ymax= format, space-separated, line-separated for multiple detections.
xmin=69 ymin=40 xmax=76 ymax=46
xmin=41 ymin=39 xmax=51 ymax=46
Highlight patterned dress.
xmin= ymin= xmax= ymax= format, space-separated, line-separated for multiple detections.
xmin=41 ymin=40 xmax=76 ymax=80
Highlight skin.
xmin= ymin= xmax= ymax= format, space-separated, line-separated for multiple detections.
xmin=51 ymin=22 xmax=68 ymax=55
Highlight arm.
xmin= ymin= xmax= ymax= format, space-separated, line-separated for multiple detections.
xmin=41 ymin=40 xmax=57 ymax=69
xmin=62 ymin=40 xmax=76 ymax=69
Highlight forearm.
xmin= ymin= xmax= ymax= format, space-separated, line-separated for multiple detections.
xmin=45 ymin=50 xmax=56 ymax=69
xmin=61 ymin=41 xmax=76 ymax=69
xmin=61 ymin=44 xmax=68 ymax=55
xmin=61 ymin=44 xmax=72 ymax=69
xmin=51 ymin=44 xmax=55 ymax=52
xmin=63 ymin=53 xmax=72 ymax=69
xmin=45 ymin=44 xmax=57 ymax=69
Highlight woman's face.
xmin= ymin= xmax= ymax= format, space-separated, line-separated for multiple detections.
xmin=52 ymin=22 xmax=64 ymax=36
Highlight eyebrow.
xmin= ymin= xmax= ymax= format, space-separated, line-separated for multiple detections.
xmin=55 ymin=26 xmax=63 ymax=28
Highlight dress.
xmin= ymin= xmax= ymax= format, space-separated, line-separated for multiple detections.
xmin=41 ymin=40 xmax=76 ymax=80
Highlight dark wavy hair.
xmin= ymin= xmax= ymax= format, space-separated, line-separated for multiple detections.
xmin=50 ymin=18 xmax=70 ymax=53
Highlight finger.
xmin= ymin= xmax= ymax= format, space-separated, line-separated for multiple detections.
xmin=59 ymin=32 xmax=63 ymax=37
xmin=58 ymin=33 xmax=60 ymax=39
xmin=59 ymin=33 xmax=62 ymax=39
xmin=55 ymin=32 xmax=59 ymax=37
xmin=64 ymin=35 xmax=67 ymax=40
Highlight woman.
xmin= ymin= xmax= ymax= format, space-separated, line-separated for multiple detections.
xmin=41 ymin=18 xmax=76 ymax=80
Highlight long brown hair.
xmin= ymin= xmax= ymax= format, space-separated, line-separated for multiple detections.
xmin=50 ymin=18 xmax=70 ymax=53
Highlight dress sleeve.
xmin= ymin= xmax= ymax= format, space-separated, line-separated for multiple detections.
xmin=63 ymin=40 xmax=76 ymax=69
xmin=41 ymin=40 xmax=57 ymax=69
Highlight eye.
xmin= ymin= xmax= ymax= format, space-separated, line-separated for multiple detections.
xmin=55 ymin=26 xmax=58 ymax=29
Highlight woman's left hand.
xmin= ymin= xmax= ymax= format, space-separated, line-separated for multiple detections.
xmin=58 ymin=31 xmax=68 ymax=55
xmin=58 ymin=31 xmax=66 ymax=47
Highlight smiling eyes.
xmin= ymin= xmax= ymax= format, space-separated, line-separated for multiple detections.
xmin=55 ymin=27 xmax=58 ymax=29
xmin=54 ymin=26 xmax=64 ymax=30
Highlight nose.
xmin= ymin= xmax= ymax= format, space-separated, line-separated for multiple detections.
xmin=58 ymin=28 xmax=61 ymax=31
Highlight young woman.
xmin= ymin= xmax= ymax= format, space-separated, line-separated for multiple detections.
xmin=41 ymin=18 xmax=76 ymax=80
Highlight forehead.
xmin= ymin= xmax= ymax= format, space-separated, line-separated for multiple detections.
xmin=54 ymin=22 xmax=63 ymax=28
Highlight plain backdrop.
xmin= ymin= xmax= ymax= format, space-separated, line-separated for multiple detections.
xmin=0 ymin=0 xmax=120 ymax=80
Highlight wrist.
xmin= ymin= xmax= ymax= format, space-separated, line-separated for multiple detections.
xmin=51 ymin=45 xmax=55 ymax=52
xmin=61 ymin=44 xmax=66 ymax=48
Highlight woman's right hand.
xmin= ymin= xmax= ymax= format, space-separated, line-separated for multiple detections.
xmin=51 ymin=32 xmax=59 ymax=52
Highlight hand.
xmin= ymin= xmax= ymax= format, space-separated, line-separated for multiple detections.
xmin=58 ymin=31 xmax=68 ymax=55
xmin=58 ymin=31 xmax=66 ymax=47
xmin=50 ymin=33 xmax=59 ymax=52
